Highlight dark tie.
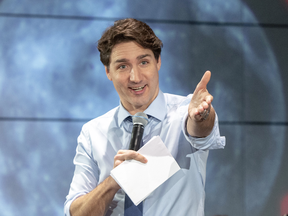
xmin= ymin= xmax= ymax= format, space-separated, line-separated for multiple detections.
xmin=124 ymin=115 xmax=143 ymax=215
xmin=124 ymin=195 xmax=143 ymax=216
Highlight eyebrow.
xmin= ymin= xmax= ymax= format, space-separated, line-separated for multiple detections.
xmin=114 ymin=58 xmax=129 ymax=64
xmin=137 ymin=54 xmax=152 ymax=60
xmin=113 ymin=54 xmax=152 ymax=64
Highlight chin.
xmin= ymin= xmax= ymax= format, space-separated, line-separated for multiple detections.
xmin=132 ymin=100 xmax=149 ymax=109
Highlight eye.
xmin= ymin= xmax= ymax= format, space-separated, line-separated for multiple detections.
xmin=140 ymin=61 xmax=148 ymax=65
xmin=118 ymin=65 xmax=127 ymax=69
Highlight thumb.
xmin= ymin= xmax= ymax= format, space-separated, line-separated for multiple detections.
xmin=194 ymin=71 xmax=211 ymax=93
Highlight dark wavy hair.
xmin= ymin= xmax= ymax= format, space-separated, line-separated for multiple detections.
xmin=97 ymin=18 xmax=163 ymax=67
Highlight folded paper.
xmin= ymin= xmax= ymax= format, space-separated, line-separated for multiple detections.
xmin=110 ymin=136 xmax=181 ymax=205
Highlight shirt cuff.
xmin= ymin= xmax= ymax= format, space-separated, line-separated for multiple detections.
xmin=64 ymin=192 xmax=86 ymax=216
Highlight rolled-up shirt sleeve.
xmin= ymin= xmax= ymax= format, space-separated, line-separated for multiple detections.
xmin=64 ymin=125 xmax=100 ymax=216
xmin=182 ymin=111 xmax=226 ymax=150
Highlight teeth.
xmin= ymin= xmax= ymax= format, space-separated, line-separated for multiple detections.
xmin=132 ymin=86 xmax=144 ymax=91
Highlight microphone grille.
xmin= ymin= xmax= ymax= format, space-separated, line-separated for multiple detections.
xmin=132 ymin=112 xmax=149 ymax=127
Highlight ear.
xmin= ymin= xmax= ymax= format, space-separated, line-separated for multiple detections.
xmin=105 ymin=66 xmax=112 ymax=81
xmin=157 ymin=55 xmax=161 ymax=71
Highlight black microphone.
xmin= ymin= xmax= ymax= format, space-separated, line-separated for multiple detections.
xmin=129 ymin=112 xmax=149 ymax=151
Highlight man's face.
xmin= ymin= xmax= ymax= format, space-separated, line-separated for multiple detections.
xmin=105 ymin=41 xmax=161 ymax=115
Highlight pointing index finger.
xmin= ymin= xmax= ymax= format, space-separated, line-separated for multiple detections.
xmin=194 ymin=71 xmax=211 ymax=93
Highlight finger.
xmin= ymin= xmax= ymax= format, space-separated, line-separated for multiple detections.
xmin=201 ymin=101 xmax=209 ymax=110
xmin=114 ymin=150 xmax=132 ymax=161
xmin=191 ymin=100 xmax=211 ymax=117
xmin=114 ymin=150 xmax=131 ymax=166
xmin=205 ymin=95 xmax=213 ymax=104
xmin=122 ymin=151 xmax=147 ymax=163
xmin=194 ymin=102 xmax=208 ymax=115
xmin=193 ymin=112 xmax=203 ymax=121
xmin=116 ymin=150 xmax=126 ymax=155
xmin=192 ymin=106 xmax=202 ymax=116
xmin=194 ymin=71 xmax=211 ymax=93
xmin=114 ymin=150 xmax=147 ymax=163
xmin=114 ymin=160 xmax=123 ymax=168
xmin=192 ymin=106 xmax=211 ymax=122
xmin=132 ymin=152 xmax=148 ymax=163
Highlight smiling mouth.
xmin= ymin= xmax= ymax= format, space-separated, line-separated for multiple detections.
xmin=130 ymin=85 xmax=146 ymax=92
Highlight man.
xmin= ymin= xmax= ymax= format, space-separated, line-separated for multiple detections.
xmin=64 ymin=18 xmax=225 ymax=216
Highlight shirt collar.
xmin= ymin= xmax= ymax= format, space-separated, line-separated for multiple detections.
xmin=145 ymin=90 xmax=166 ymax=121
xmin=118 ymin=103 xmax=132 ymax=126
xmin=117 ymin=90 xmax=166 ymax=126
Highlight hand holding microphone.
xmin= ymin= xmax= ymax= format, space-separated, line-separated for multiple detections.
xmin=113 ymin=112 xmax=149 ymax=168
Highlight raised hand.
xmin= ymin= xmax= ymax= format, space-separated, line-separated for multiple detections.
xmin=187 ymin=71 xmax=215 ymax=137
xmin=188 ymin=71 xmax=213 ymax=122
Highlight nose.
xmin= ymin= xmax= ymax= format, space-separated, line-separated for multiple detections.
xmin=130 ymin=67 xmax=142 ymax=83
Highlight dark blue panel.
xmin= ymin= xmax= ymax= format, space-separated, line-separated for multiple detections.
xmin=243 ymin=28 xmax=288 ymax=122
xmin=205 ymin=125 xmax=245 ymax=216
xmin=0 ymin=121 xmax=82 ymax=215
xmin=244 ymin=125 xmax=287 ymax=216
xmin=243 ymin=0 xmax=288 ymax=24
xmin=0 ymin=18 xmax=117 ymax=118
xmin=0 ymin=0 xmax=244 ymax=22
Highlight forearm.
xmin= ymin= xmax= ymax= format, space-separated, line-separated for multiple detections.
xmin=70 ymin=176 xmax=120 ymax=216
xmin=187 ymin=106 xmax=215 ymax=138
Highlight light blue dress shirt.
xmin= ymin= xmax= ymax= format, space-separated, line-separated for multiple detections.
xmin=64 ymin=90 xmax=225 ymax=216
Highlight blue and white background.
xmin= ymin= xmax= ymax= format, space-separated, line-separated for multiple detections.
xmin=0 ymin=0 xmax=288 ymax=215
